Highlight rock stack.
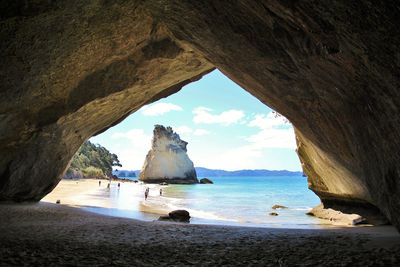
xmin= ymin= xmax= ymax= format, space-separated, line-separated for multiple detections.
xmin=139 ymin=125 xmax=198 ymax=184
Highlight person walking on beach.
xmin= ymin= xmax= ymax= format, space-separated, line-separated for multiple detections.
xmin=98 ymin=180 xmax=101 ymax=187
xmin=118 ymin=182 xmax=120 ymax=189
xmin=159 ymin=188 xmax=162 ymax=196
xmin=144 ymin=187 xmax=149 ymax=200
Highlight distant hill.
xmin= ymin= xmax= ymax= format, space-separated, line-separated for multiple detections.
xmin=112 ymin=170 xmax=137 ymax=178
xmin=116 ymin=167 xmax=303 ymax=178
xmin=195 ymin=167 xmax=303 ymax=177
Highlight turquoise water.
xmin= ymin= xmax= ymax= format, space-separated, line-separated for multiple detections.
xmin=84 ymin=175 xmax=327 ymax=228
xmin=157 ymin=176 xmax=323 ymax=228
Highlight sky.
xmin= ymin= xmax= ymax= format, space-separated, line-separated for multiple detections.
xmin=90 ymin=70 xmax=301 ymax=171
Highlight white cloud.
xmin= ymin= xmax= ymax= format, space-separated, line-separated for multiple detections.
xmin=174 ymin=126 xmax=193 ymax=135
xmin=100 ymin=110 xmax=295 ymax=169
xmin=196 ymin=127 xmax=295 ymax=170
xmin=193 ymin=107 xmax=245 ymax=126
xmin=87 ymin=131 xmax=144 ymax=170
xmin=110 ymin=129 xmax=153 ymax=169
xmin=192 ymin=144 xmax=264 ymax=171
xmin=173 ymin=126 xmax=211 ymax=139
xmin=246 ymin=128 xmax=296 ymax=149
xmin=217 ymin=145 xmax=264 ymax=169
xmin=112 ymin=129 xmax=152 ymax=150
xmin=112 ymin=148 xmax=146 ymax=171
xmin=246 ymin=112 xmax=296 ymax=149
xmin=247 ymin=112 xmax=289 ymax=130
xmin=193 ymin=129 xmax=210 ymax=136
xmin=192 ymin=141 xmax=301 ymax=171
xmin=192 ymin=128 xmax=296 ymax=171
xmin=141 ymin=102 xmax=182 ymax=116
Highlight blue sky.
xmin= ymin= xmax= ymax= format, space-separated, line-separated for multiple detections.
xmin=90 ymin=70 xmax=301 ymax=171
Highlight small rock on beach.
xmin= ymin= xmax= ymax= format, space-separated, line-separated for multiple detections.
xmin=306 ymin=204 xmax=365 ymax=225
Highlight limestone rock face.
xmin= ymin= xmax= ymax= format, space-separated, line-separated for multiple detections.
xmin=0 ymin=1 xmax=212 ymax=201
xmin=0 ymin=1 xmax=400 ymax=230
xmin=139 ymin=126 xmax=198 ymax=184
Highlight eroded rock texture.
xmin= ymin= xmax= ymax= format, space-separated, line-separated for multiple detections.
xmin=140 ymin=125 xmax=198 ymax=184
xmin=0 ymin=0 xmax=213 ymax=200
xmin=0 ymin=1 xmax=399 ymax=229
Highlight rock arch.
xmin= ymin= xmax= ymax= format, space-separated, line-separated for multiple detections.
xmin=1 ymin=1 xmax=399 ymax=229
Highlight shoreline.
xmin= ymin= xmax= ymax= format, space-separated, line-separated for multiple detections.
xmin=42 ymin=178 xmax=374 ymax=229
xmin=42 ymin=178 xmax=323 ymax=228
xmin=0 ymin=202 xmax=399 ymax=265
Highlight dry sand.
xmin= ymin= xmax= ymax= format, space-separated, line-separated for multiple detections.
xmin=42 ymin=179 xmax=106 ymax=207
xmin=42 ymin=178 xmax=171 ymax=217
xmin=1 ymin=179 xmax=400 ymax=266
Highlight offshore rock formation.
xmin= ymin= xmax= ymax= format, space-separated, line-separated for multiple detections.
xmin=139 ymin=126 xmax=198 ymax=184
xmin=199 ymin=178 xmax=213 ymax=184
xmin=0 ymin=1 xmax=400 ymax=230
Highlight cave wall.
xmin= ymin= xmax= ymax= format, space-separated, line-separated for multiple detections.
xmin=143 ymin=0 xmax=400 ymax=227
xmin=1 ymin=1 xmax=399 ymax=228
xmin=0 ymin=0 xmax=213 ymax=200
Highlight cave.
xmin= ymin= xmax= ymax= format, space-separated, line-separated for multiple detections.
xmin=52 ymin=69 xmax=318 ymax=227
xmin=1 ymin=0 xmax=399 ymax=232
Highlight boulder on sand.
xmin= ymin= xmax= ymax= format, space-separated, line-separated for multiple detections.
xmin=306 ymin=204 xmax=366 ymax=226
xmin=158 ymin=210 xmax=191 ymax=223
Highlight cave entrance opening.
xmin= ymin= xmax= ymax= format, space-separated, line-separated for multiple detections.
xmin=43 ymin=69 xmax=322 ymax=228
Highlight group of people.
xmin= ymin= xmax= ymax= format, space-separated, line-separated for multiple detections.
xmin=98 ymin=180 xmax=121 ymax=189
xmin=144 ymin=187 xmax=163 ymax=200
xmin=99 ymin=180 xmax=163 ymax=201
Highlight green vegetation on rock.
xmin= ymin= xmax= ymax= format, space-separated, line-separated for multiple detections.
xmin=65 ymin=141 xmax=121 ymax=179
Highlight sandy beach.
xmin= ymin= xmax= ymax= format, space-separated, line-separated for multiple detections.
xmin=0 ymin=178 xmax=398 ymax=266
xmin=42 ymin=178 xmax=329 ymax=228
xmin=42 ymin=178 xmax=174 ymax=219
xmin=0 ymin=202 xmax=399 ymax=266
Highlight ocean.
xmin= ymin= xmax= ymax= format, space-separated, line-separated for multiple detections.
xmin=82 ymin=176 xmax=329 ymax=229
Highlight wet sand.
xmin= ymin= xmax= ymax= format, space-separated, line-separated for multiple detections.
xmin=0 ymin=202 xmax=399 ymax=266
